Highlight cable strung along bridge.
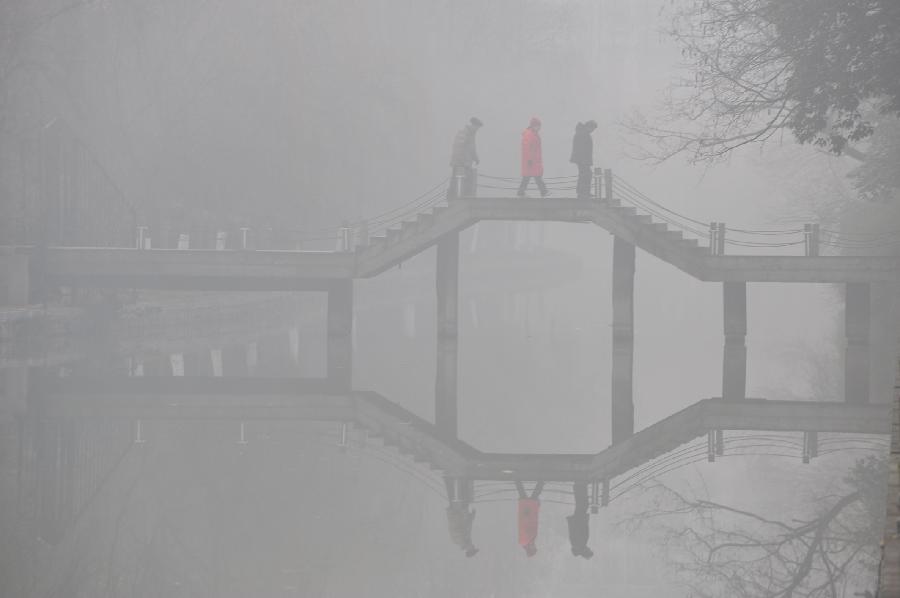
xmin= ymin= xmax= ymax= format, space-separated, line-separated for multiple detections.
xmin=2 ymin=169 xmax=895 ymax=547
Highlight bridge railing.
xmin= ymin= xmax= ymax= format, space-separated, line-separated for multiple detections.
xmin=124 ymin=169 xmax=899 ymax=257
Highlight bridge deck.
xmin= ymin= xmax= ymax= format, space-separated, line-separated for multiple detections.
xmin=38 ymin=197 xmax=900 ymax=289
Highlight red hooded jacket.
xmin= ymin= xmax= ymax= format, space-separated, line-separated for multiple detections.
xmin=518 ymin=497 xmax=540 ymax=549
xmin=521 ymin=122 xmax=543 ymax=177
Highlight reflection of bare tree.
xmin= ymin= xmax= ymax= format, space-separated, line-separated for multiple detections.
xmin=627 ymin=457 xmax=885 ymax=598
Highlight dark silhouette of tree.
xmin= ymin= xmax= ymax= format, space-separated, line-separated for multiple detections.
xmin=631 ymin=0 xmax=900 ymax=163
xmin=626 ymin=457 xmax=886 ymax=597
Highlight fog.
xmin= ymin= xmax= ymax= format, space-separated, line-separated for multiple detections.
xmin=0 ymin=1 xmax=896 ymax=597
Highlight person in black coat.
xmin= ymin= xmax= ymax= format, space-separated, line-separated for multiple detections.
xmin=567 ymin=481 xmax=594 ymax=559
xmin=445 ymin=477 xmax=479 ymax=557
xmin=448 ymin=117 xmax=483 ymax=198
xmin=570 ymin=120 xmax=597 ymax=199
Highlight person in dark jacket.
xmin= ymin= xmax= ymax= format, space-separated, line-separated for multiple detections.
xmin=516 ymin=480 xmax=544 ymax=557
xmin=567 ymin=482 xmax=594 ymax=559
xmin=448 ymin=117 xmax=483 ymax=198
xmin=570 ymin=120 xmax=597 ymax=199
xmin=445 ymin=477 xmax=479 ymax=557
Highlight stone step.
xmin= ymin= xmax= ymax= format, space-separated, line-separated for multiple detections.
xmin=386 ymin=228 xmax=401 ymax=243
xmin=366 ymin=235 xmax=387 ymax=249
xmin=431 ymin=206 xmax=448 ymax=218
xmin=615 ymin=206 xmax=637 ymax=217
xmin=664 ymin=230 xmax=684 ymax=241
xmin=400 ymin=220 xmax=418 ymax=239
xmin=417 ymin=213 xmax=434 ymax=227
xmin=650 ymin=222 xmax=667 ymax=232
xmin=635 ymin=214 xmax=653 ymax=224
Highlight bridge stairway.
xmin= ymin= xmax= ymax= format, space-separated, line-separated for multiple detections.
xmin=353 ymin=196 xmax=710 ymax=280
xmin=350 ymin=393 xmax=889 ymax=482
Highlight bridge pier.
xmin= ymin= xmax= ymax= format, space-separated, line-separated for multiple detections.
xmin=845 ymin=282 xmax=871 ymax=404
xmin=611 ymin=237 xmax=635 ymax=444
xmin=722 ymin=282 xmax=747 ymax=400
xmin=327 ymin=279 xmax=354 ymax=391
xmin=436 ymin=232 xmax=460 ymax=438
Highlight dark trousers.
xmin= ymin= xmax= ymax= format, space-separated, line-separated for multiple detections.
xmin=517 ymin=176 xmax=548 ymax=197
xmin=445 ymin=477 xmax=472 ymax=502
xmin=573 ymin=482 xmax=588 ymax=512
xmin=515 ymin=480 xmax=545 ymax=499
xmin=576 ymin=164 xmax=592 ymax=198
xmin=448 ymin=166 xmax=476 ymax=199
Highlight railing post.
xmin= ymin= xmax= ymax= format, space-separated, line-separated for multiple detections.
xmin=707 ymin=430 xmax=716 ymax=462
xmin=811 ymin=223 xmax=820 ymax=256
xmin=590 ymin=480 xmax=600 ymax=513
xmin=604 ymin=168 xmax=613 ymax=204
xmin=716 ymin=222 xmax=726 ymax=255
xmin=802 ymin=431 xmax=818 ymax=463
xmin=709 ymin=223 xmax=717 ymax=255
xmin=452 ymin=167 xmax=464 ymax=199
xmin=240 ymin=227 xmax=250 ymax=250
xmin=470 ymin=166 xmax=478 ymax=198
xmin=804 ymin=224 xmax=811 ymax=256
xmin=133 ymin=419 xmax=145 ymax=444
xmin=136 ymin=225 xmax=148 ymax=249
xmin=339 ymin=222 xmax=351 ymax=252
xmin=593 ymin=167 xmax=603 ymax=200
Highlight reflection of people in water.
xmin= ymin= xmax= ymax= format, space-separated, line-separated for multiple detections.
xmin=567 ymin=482 xmax=594 ymax=559
xmin=445 ymin=477 xmax=479 ymax=557
xmin=516 ymin=480 xmax=544 ymax=557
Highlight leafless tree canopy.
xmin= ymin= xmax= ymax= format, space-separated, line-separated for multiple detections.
xmin=630 ymin=0 xmax=900 ymax=163
xmin=626 ymin=457 xmax=886 ymax=598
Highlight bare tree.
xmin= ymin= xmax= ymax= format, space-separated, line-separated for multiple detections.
xmin=625 ymin=456 xmax=886 ymax=597
xmin=629 ymin=0 xmax=900 ymax=164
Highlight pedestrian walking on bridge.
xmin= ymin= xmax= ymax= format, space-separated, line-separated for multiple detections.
xmin=570 ymin=120 xmax=597 ymax=199
xmin=445 ymin=477 xmax=479 ymax=557
xmin=516 ymin=480 xmax=544 ymax=557
xmin=517 ymin=117 xmax=549 ymax=198
xmin=567 ymin=481 xmax=594 ymax=559
xmin=449 ymin=117 xmax=483 ymax=198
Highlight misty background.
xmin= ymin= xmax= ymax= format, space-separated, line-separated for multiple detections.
xmin=1 ymin=1 xmax=896 ymax=597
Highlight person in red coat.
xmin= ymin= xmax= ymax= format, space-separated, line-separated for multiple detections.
xmin=516 ymin=480 xmax=545 ymax=557
xmin=517 ymin=117 xmax=550 ymax=198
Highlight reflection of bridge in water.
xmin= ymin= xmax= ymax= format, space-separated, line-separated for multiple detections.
xmin=1 ymin=172 xmax=895 ymax=567
xmin=12 ymin=371 xmax=890 ymax=545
